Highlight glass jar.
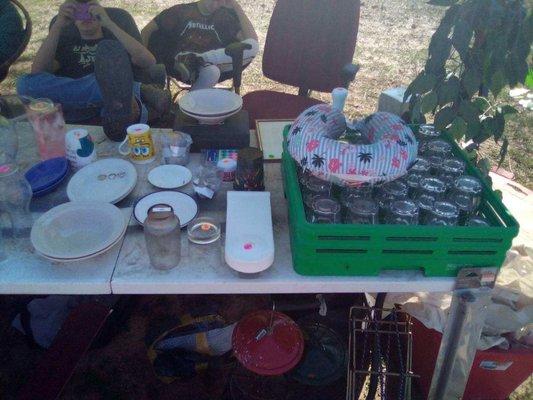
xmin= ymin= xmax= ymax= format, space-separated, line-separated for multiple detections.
xmin=386 ymin=200 xmax=419 ymax=225
xmin=438 ymin=158 xmax=466 ymax=189
xmin=310 ymin=197 xmax=341 ymax=224
xmin=375 ymin=180 xmax=408 ymax=222
xmin=0 ymin=164 xmax=33 ymax=237
xmin=345 ymin=198 xmax=379 ymax=225
xmin=415 ymin=177 xmax=447 ymax=203
xmin=425 ymin=201 xmax=459 ymax=226
xmin=416 ymin=194 xmax=436 ymax=224
xmin=26 ymin=99 xmax=66 ymax=160
xmin=144 ymin=204 xmax=181 ymax=270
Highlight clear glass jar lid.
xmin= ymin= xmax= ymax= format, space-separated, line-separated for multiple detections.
xmin=187 ymin=217 xmax=221 ymax=244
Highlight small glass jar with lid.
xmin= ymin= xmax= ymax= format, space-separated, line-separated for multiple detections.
xmin=144 ymin=204 xmax=181 ymax=270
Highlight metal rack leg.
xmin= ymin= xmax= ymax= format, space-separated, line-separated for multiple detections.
xmin=428 ymin=267 xmax=498 ymax=400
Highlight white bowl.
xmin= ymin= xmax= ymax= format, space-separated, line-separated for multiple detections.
xmin=181 ymin=106 xmax=241 ymax=125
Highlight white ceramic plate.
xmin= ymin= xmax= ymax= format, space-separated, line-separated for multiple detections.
xmin=36 ymin=224 xmax=127 ymax=262
xmin=134 ymin=191 xmax=198 ymax=227
xmin=31 ymin=202 xmax=127 ymax=259
xmin=178 ymin=89 xmax=243 ymax=116
xmin=181 ymin=107 xmax=241 ymax=125
xmin=67 ymin=158 xmax=137 ymax=204
xmin=148 ymin=165 xmax=192 ymax=189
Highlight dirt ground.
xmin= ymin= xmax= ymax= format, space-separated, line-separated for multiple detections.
xmin=0 ymin=1 xmax=531 ymax=399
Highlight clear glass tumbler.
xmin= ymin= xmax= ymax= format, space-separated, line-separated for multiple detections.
xmin=449 ymin=175 xmax=483 ymax=222
xmin=466 ymin=216 xmax=491 ymax=227
xmin=416 ymin=124 xmax=441 ymax=153
xmin=415 ymin=177 xmax=447 ymax=202
xmin=385 ymin=199 xmax=419 ymax=225
xmin=345 ymin=198 xmax=379 ymax=225
xmin=375 ymin=180 xmax=409 ymax=222
xmin=438 ymin=158 xmax=466 ymax=190
xmin=0 ymin=164 xmax=33 ymax=237
xmin=425 ymin=201 xmax=459 ymax=226
xmin=310 ymin=197 xmax=342 ymax=224
xmin=26 ymin=99 xmax=66 ymax=160
xmin=424 ymin=139 xmax=453 ymax=158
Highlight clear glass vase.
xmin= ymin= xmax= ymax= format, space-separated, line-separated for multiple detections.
xmin=0 ymin=164 xmax=33 ymax=237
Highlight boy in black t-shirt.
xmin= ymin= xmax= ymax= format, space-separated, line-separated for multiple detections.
xmin=17 ymin=0 xmax=169 ymax=141
xmin=142 ymin=0 xmax=258 ymax=90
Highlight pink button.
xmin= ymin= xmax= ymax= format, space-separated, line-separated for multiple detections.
xmin=243 ymin=243 xmax=254 ymax=250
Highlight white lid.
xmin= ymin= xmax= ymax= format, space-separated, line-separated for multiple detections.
xmin=217 ymin=158 xmax=237 ymax=172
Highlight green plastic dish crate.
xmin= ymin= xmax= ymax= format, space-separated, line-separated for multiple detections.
xmin=281 ymin=126 xmax=519 ymax=277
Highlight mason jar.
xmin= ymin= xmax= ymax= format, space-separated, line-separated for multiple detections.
xmin=310 ymin=197 xmax=342 ymax=224
xmin=385 ymin=199 xmax=419 ymax=225
xmin=425 ymin=201 xmax=459 ymax=226
xmin=345 ymin=198 xmax=379 ymax=225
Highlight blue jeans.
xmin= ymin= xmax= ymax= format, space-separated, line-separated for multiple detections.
xmin=16 ymin=72 xmax=148 ymax=124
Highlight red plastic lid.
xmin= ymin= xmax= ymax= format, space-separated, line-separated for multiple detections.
xmin=232 ymin=310 xmax=304 ymax=376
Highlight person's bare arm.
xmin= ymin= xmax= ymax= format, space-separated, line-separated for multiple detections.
xmin=226 ymin=0 xmax=257 ymax=42
xmin=141 ymin=20 xmax=159 ymax=48
xmin=31 ymin=1 xmax=74 ymax=73
xmin=89 ymin=3 xmax=156 ymax=68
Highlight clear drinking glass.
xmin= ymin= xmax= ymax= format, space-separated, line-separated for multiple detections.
xmin=405 ymin=172 xmax=424 ymax=197
xmin=438 ymin=158 xmax=466 ymax=189
xmin=416 ymin=124 xmax=441 ymax=153
xmin=449 ymin=175 xmax=483 ymax=222
xmin=375 ymin=180 xmax=408 ymax=222
xmin=466 ymin=216 xmax=491 ymax=227
xmin=424 ymin=139 xmax=453 ymax=158
xmin=26 ymin=99 xmax=66 ymax=160
xmin=310 ymin=197 xmax=341 ymax=224
xmin=340 ymin=185 xmax=373 ymax=208
xmin=345 ymin=198 xmax=379 ymax=225
xmin=144 ymin=204 xmax=181 ymax=270
xmin=0 ymin=164 xmax=33 ymax=237
xmin=409 ymin=157 xmax=431 ymax=175
xmin=161 ymin=131 xmax=192 ymax=165
xmin=302 ymin=175 xmax=332 ymax=209
xmin=0 ymin=117 xmax=18 ymax=166
xmin=416 ymin=194 xmax=436 ymax=224
xmin=425 ymin=201 xmax=459 ymax=226
xmin=427 ymin=155 xmax=444 ymax=175
xmin=385 ymin=199 xmax=419 ymax=225
xmin=415 ymin=177 xmax=447 ymax=202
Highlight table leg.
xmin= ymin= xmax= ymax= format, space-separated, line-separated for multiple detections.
xmin=428 ymin=267 xmax=498 ymax=400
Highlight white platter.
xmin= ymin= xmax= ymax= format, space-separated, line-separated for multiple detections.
xmin=134 ymin=191 xmax=198 ymax=228
xmin=178 ymin=89 xmax=242 ymax=116
xmin=31 ymin=202 xmax=127 ymax=259
xmin=67 ymin=158 xmax=137 ymax=204
xmin=148 ymin=165 xmax=192 ymax=189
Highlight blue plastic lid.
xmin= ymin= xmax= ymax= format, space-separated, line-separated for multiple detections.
xmin=25 ymin=157 xmax=69 ymax=192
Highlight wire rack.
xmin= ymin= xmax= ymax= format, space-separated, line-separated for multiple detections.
xmin=346 ymin=305 xmax=417 ymax=400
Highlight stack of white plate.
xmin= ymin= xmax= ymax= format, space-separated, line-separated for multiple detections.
xmin=178 ymin=89 xmax=242 ymax=124
xmin=31 ymin=202 xmax=127 ymax=262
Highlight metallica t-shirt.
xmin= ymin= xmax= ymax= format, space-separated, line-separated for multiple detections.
xmin=150 ymin=2 xmax=241 ymax=73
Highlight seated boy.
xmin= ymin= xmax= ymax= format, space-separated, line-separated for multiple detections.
xmin=142 ymin=0 xmax=258 ymax=90
xmin=17 ymin=0 xmax=169 ymax=141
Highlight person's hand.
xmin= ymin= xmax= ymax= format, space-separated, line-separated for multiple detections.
xmin=54 ymin=1 xmax=76 ymax=29
xmin=88 ymin=2 xmax=113 ymax=28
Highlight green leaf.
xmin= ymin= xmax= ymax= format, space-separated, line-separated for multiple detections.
xmin=462 ymin=67 xmax=482 ymax=97
xmin=475 ymin=117 xmax=494 ymax=144
xmin=448 ymin=116 xmax=467 ymax=140
xmin=459 ymin=100 xmax=480 ymax=122
xmin=498 ymin=137 xmax=509 ymax=167
xmin=404 ymin=72 xmax=437 ymax=99
xmin=492 ymin=112 xmax=505 ymax=142
xmin=472 ymin=97 xmax=491 ymax=113
xmin=498 ymin=105 xmax=518 ymax=116
xmin=490 ymin=70 xmax=506 ymax=98
xmin=420 ymin=92 xmax=438 ymax=114
xmin=452 ymin=19 xmax=473 ymax=59
xmin=426 ymin=38 xmax=452 ymax=73
xmin=438 ymin=76 xmax=460 ymax=106
xmin=434 ymin=106 xmax=456 ymax=130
